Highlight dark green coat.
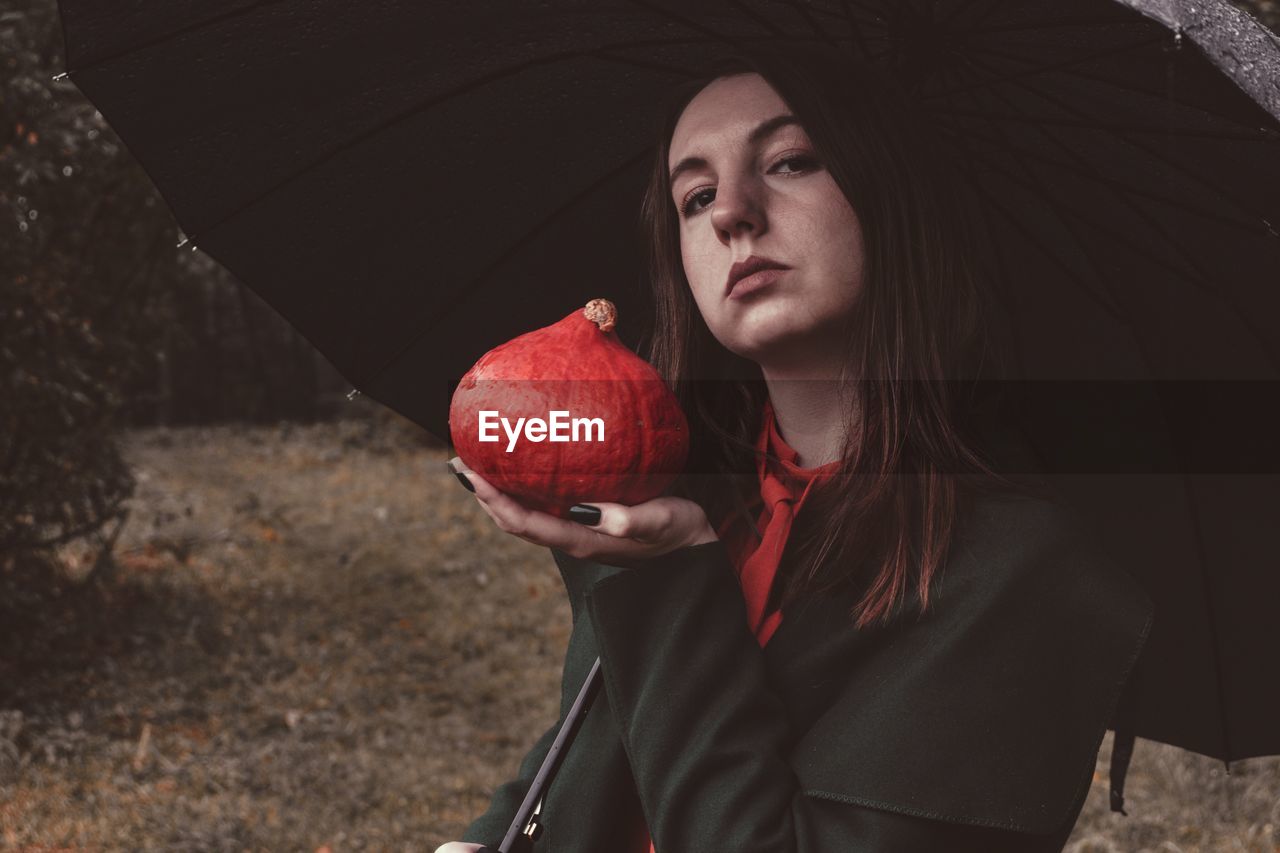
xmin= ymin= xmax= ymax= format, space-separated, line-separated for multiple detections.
xmin=462 ymin=492 xmax=1154 ymax=852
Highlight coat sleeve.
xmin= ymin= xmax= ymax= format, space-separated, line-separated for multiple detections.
xmin=459 ymin=714 xmax=560 ymax=847
xmin=582 ymin=538 xmax=1092 ymax=852
xmin=458 ymin=555 xmax=637 ymax=850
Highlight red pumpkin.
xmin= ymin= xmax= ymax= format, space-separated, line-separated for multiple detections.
xmin=449 ymin=299 xmax=689 ymax=516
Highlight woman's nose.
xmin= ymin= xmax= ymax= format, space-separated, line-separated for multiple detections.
xmin=710 ymin=175 xmax=766 ymax=242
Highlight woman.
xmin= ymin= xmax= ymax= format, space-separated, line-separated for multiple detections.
xmin=439 ymin=45 xmax=1153 ymax=853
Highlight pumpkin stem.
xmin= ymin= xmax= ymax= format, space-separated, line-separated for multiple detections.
xmin=583 ymin=299 xmax=617 ymax=333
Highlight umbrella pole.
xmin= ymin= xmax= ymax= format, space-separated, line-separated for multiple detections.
xmin=480 ymin=657 xmax=603 ymax=853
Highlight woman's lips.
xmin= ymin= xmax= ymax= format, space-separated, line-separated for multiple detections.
xmin=727 ymin=267 xmax=787 ymax=300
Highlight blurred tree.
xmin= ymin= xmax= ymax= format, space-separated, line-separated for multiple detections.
xmin=0 ymin=0 xmax=370 ymax=574
xmin=0 ymin=1 xmax=180 ymax=566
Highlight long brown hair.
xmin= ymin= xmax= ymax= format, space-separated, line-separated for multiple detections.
xmin=639 ymin=44 xmax=1020 ymax=630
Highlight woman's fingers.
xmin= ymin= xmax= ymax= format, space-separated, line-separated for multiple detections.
xmin=577 ymin=500 xmax=672 ymax=541
xmin=455 ymin=464 xmax=542 ymax=535
xmin=449 ymin=459 xmax=516 ymax=516
xmin=447 ymin=458 xmax=715 ymax=556
xmin=443 ymin=460 xmax=653 ymax=540
xmin=458 ymin=467 xmax=538 ymax=536
xmin=449 ymin=458 xmax=605 ymax=551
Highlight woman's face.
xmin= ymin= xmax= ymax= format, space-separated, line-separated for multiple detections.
xmin=667 ymin=72 xmax=865 ymax=372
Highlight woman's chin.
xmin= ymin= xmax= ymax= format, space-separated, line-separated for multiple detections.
xmin=723 ymin=327 xmax=814 ymax=366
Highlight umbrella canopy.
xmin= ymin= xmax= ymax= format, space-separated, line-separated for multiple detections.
xmin=53 ymin=0 xmax=1280 ymax=789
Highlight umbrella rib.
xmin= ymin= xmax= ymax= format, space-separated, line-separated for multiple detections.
xmin=953 ymin=0 xmax=1017 ymax=33
xmin=623 ymin=0 xmax=763 ymax=53
xmin=939 ymin=29 xmax=1131 ymax=327
xmin=965 ymin=134 xmax=1239 ymax=767
xmin=938 ymin=0 xmax=998 ymax=31
xmin=963 ymin=179 xmax=1128 ymax=326
xmin=982 ymin=126 xmax=1141 ymax=338
xmin=837 ymin=0 xmax=889 ymax=24
xmin=767 ymin=0 xmax=858 ymax=25
xmin=971 ymin=197 xmax=1030 ymax=382
xmin=952 ymin=55 xmax=1277 ymax=233
xmin=967 ymin=14 xmax=1146 ymax=36
xmin=936 ymin=109 xmax=1279 ymax=143
xmin=923 ymin=32 xmax=1168 ymax=100
xmin=990 ymin=137 xmax=1240 ymax=767
xmin=620 ymin=0 xmax=887 ymax=63
xmin=948 ymin=50 xmax=1280 ymax=227
xmin=182 ymin=31 xmax=866 ymax=246
xmin=955 ymin=122 xmax=1268 ymax=236
xmin=577 ymin=42 xmax=711 ymax=79
xmin=769 ymin=0 xmax=842 ymax=50
xmin=1175 ymin=478 xmax=1237 ymax=764
xmin=962 ymin=124 xmax=1274 ymax=361
xmin=589 ymin=32 xmax=892 ymax=74
xmin=963 ymin=81 xmax=1280 ymax=370
xmin=63 ymin=0 xmax=289 ymax=76
xmin=936 ymin=51 xmax=1274 ymax=227
xmin=933 ymin=45 xmax=1034 ymax=371
xmin=835 ymin=0 xmax=877 ymax=61
xmin=971 ymin=43 xmax=1280 ymax=138
xmin=356 ymin=146 xmax=654 ymax=389
xmin=727 ymin=0 xmax=787 ymax=36
xmin=965 ymin=144 xmax=1280 ymax=374
xmin=935 ymin=39 xmax=1133 ymax=323
xmin=786 ymin=0 xmax=862 ymax=26
xmin=59 ymin=0 xmax=731 ymax=80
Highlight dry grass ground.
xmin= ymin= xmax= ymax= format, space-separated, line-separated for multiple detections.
xmin=1 ymin=416 xmax=1276 ymax=851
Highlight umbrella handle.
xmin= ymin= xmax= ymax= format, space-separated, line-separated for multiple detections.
xmin=482 ymin=657 xmax=603 ymax=853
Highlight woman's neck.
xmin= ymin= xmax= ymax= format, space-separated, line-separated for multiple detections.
xmin=761 ymin=364 xmax=858 ymax=468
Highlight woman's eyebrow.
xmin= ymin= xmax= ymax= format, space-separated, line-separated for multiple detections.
xmin=668 ymin=113 xmax=801 ymax=186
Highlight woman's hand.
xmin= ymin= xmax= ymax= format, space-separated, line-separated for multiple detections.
xmin=448 ymin=457 xmax=718 ymax=567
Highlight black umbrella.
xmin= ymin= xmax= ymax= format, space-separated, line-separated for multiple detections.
xmin=51 ymin=0 xmax=1280 ymax=843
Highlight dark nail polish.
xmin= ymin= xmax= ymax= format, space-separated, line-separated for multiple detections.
xmin=452 ymin=470 xmax=475 ymax=493
xmin=568 ymin=504 xmax=601 ymax=526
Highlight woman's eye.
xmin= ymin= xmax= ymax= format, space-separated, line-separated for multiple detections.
xmin=680 ymin=188 xmax=716 ymax=218
xmin=771 ymin=155 xmax=819 ymax=174
xmin=677 ymin=155 xmax=819 ymax=218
